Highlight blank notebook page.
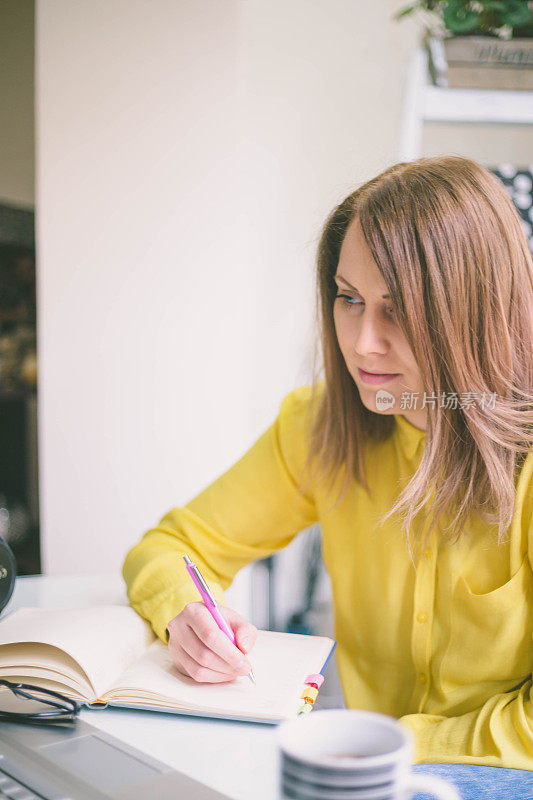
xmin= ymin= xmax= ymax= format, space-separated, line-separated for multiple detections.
xmin=107 ymin=630 xmax=334 ymax=720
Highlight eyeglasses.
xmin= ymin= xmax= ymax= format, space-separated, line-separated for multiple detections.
xmin=0 ymin=679 xmax=80 ymax=724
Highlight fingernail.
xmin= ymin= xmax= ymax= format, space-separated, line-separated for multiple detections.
xmin=241 ymin=638 xmax=250 ymax=652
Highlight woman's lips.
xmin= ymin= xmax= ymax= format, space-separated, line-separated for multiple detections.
xmin=358 ymin=368 xmax=400 ymax=385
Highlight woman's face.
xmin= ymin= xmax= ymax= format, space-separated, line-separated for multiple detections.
xmin=333 ymin=217 xmax=427 ymax=431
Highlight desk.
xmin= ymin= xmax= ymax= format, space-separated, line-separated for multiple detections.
xmin=7 ymin=574 xmax=279 ymax=800
xmin=7 ymin=575 xmax=533 ymax=800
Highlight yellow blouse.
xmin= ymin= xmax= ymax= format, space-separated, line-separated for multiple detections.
xmin=122 ymin=385 xmax=533 ymax=770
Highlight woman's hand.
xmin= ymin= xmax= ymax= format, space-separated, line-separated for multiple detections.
xmin=167 ymin=602 xmax=258 ymax=683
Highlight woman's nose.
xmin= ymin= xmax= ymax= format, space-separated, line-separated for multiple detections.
xmin=353 ymin=311 xmax=389 ymax=357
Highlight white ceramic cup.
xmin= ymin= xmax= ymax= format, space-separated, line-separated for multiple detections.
xmin=277 ymin=709 xmax=462 ymax=800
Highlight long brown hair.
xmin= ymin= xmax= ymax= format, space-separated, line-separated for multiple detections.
xmin=303 ymin=155 xmax=533 ymax=550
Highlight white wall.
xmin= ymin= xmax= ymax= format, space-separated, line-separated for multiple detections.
xmin=35 ymin=1 xmax=419 ymax=602
xmin=423 ymin=122 xmax=533 ymax=164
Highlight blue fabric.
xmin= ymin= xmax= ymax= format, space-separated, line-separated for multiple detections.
xmin=411 ymin=763 xmax=533 ymax=800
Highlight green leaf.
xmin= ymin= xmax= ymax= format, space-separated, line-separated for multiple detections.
xmin=499 ymin=1 xmax=532 ymax=28
xmin=443 ymin=2 xmax=481 ymax=33
xmin=479 ymin=1 xmax=507 ymax=11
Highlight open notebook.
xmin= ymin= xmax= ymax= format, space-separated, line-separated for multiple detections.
xmin=0 ymin=606 xmax=336 ymax=724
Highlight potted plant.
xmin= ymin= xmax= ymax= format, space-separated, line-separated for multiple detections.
xmin=395 ymin=0 xmax=533 ymax=89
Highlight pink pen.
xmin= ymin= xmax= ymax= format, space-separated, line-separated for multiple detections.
xmin=183 ymin=554 xmax=256 ymax=684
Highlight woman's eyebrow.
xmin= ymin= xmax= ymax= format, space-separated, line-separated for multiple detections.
xmin=334 ymin=274 xmax=390 ymax=299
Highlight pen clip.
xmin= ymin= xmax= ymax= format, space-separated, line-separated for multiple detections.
xmin=183 ymin=555 xmax=217 ymax=606
xmin=193 ymin=566 xmax=216 ymax=605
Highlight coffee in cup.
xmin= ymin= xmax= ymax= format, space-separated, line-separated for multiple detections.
xmin=277 ymin=709 xmax=461 ymax=800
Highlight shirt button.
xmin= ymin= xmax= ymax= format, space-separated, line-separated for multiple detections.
xmin=425 ymin=548 xmax=432 ymax=558
xmin=417 ymin=612 xmax=428 ymax=623
xmin=419 ymin=673 xmax=427 ymax=684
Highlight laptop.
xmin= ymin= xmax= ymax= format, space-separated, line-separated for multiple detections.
xmin=0 ymin=716 xmax=232 ymax=799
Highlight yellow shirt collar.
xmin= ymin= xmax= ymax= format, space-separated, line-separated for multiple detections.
xmin=393 ymin=413 xmax=426 ymax=460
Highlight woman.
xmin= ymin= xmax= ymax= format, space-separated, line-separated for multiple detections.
xmin=123 ymin=155 xmax=533 ymax=771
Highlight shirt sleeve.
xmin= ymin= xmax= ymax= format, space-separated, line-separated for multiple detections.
xmin=398 ymin=683 xmax=533 ymax=770
xmin=399 ymin=509 xmax=533 ymax=771
xmin=122 ymin=386 xmax=318 ymax=642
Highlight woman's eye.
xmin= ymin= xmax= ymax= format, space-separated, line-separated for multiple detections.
xmin=335 ymin=294 xmax=396 ymax=320
xmin=335 ymin=293 xmax=362 ymax=308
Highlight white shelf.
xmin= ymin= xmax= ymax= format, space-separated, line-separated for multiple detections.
xmin=399 ymin=48 xmax=533 ymax=161
xmin=424 ymin=85 xmax=533 ymax=125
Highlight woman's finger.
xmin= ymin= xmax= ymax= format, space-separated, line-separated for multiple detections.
xmin=185 ymin=603 xmax=252 ymax=672
xmin=222 ymin=607 xmax=259 ymax=654
xmin=181 ymin=623 xmax=249 ymax=676
xmin=171 ymin=643 xmax=236 ymax=683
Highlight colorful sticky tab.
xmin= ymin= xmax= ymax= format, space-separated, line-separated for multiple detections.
xmin=304 ymin=673 xmax=324 ymax=688
xmin=300 ymin=686 xmax=319 ymax=703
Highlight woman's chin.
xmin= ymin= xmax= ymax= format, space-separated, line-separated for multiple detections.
xmin=356 ymin=383 xmax=400 ymax=415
